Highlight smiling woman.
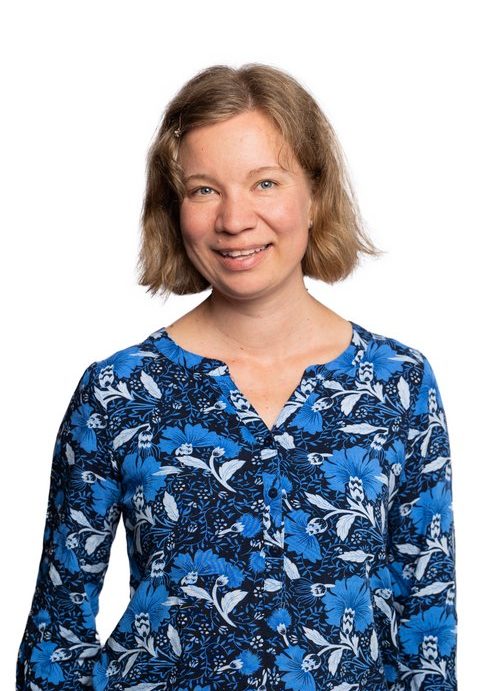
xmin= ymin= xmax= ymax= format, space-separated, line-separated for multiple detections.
xmin=16 ymin=63 xmax=457 ymax=691
xmin=176 ymin=109 xmax=315 ymax=292
xmin=137 ymin=64 xmax=381 ymax=299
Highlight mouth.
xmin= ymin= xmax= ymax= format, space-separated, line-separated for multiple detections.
xmin=213 ymin=243 xmax=272 ymax=258
xmin=212 ymin=243 xmax=273 ymax=270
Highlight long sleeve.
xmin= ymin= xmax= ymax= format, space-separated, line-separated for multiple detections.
xmin=384 ymin=353 xmax=457 ymax=689
xmin=16 ymin=361 xmax=123 ymax=689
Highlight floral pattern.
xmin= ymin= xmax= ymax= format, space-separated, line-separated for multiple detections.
xmin=16 ymin=320 xmax=457 ymax=689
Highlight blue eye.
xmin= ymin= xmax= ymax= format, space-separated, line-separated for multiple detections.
xmin=192 ymin=186 xmax=214 ymax=196
xmin=258 ymin=180 xmax=276 ymax=190
xmin=190 ymin=180 xmax=276 ymax=196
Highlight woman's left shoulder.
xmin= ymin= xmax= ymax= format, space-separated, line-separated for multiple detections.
xmin=352 ymin=319 xmax=428 ymax=368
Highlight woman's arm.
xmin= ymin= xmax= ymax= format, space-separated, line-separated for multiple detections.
xmin=16 ymin=361 xmax=123 ymax=689
xmin=385 ymin=353 xmax=457 ymax=689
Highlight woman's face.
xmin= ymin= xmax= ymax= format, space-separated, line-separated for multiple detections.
xmin=178 ymin=109 xmax=313 ymax=301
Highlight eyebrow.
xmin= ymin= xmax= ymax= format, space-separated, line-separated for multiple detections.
xmin=183 ymin=165 xmax=289 ymax=185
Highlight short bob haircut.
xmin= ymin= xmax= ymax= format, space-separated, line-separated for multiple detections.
xmin=137 ymin=63 xmax=383 ymax=299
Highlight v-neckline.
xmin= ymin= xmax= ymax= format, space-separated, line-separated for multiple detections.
xmin=156 ymin=320 xmax=358 ymax=436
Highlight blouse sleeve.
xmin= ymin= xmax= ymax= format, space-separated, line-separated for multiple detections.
xmin=385 ymin=353 xmax=457 ymax=689
xmin=16 ymin=361 xmax=123 ymax=689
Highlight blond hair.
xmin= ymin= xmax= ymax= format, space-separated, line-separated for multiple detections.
xmin=137 ymin=63 xmax=383 ymax=299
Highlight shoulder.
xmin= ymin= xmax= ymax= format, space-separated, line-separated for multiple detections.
xmin=83 ymin=325 xmax=171 ymax=386
xmin=353 ymin=320 xmax=427 ymax=365
xmin=352 ymin=320 xmax=438 ymax=397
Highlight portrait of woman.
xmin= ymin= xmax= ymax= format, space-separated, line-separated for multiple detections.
xmin=16 ymin=63 xmax=457 ymax=689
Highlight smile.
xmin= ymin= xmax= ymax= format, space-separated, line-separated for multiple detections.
xmin=213 ymin=243 xmax=272 ymax=270
xmin=215 ymin=244 xmax=271 ymax=258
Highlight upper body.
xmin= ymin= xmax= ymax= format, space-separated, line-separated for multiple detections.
xmin=17 ymin=63 xmax=457 ymax=690
xmin=16 ymin=319 xmax=457 ymax=690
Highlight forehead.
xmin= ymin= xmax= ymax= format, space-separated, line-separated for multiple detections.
xmin=178 ymin=110 xmax=297 ymax=173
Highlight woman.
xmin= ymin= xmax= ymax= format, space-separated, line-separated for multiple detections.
xmin=17 ymin=64 xmax=457 ymax=690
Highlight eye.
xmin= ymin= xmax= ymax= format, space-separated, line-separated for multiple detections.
xmin=257 ymin=179 xmax=276 ymax=190
xmin=190 ymin=186 xmax=215 ymax=196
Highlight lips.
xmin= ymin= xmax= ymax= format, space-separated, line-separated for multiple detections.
xmin=214 ymin=243 xmax=271 ymax=257
xmin=213 ymin=243 xmax=272 ymax=270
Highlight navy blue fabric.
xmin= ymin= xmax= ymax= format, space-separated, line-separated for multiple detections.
xmin=16 ymin=320 xmax=457 ymax=689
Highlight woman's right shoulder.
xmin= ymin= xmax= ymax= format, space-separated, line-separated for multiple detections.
xmin=81 ymin=324 xmax=174 ymax=388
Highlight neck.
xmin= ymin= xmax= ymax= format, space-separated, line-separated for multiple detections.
xmin=195 ymin=282 xmax=336 ymax=365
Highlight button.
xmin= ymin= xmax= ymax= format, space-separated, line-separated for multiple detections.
xmin=268 ymin=487 xmax=278 ymax=498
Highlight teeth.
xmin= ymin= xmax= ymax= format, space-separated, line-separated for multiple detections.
xmin=220 ymin=245 xmax=268 ymax=258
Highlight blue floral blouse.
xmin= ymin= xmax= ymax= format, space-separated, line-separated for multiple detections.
xmin=16 ymin=320 xmax=457 ymax=690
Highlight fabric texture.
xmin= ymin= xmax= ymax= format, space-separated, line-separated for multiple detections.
xmin=16 ymin=320 xmax=457 ymax=690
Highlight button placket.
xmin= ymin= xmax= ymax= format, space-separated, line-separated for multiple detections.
xmin=258 ymin=447 xmax=284 ymax=615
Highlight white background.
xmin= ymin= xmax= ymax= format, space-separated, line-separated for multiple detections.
xmin=2 ymin=1 xmax=486 ymax=686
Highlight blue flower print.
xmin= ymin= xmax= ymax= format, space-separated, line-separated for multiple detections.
xmin=267 ymin=607 xmax=291 ymax=645
xmin=69 ymin=463 xmax=100 ymax=494
xmin=119 ymin=581 xmax=170 ymax=633
xmin=361 ymin=341 xmax=405 ymax=381
xmin=31 ymin=641 xmax=65 ymax=684
xmin=413 ymin=356 xmax=441 ymax=416
xmin=32 ymin=609 xmax=50 ymax=634
xmin=78 ymin=590 xmax=99 ymax=629
xmin=267 ymin=607 xmax=292 ymax=633
xmin=410 ymin=481 xmax=453 ymax=537
xmin=83 ymin=581 xmax=102 ymax=618
xmin=17 ymin=322 xmax=457 ymax=689
xmin=53 ymin=524 xmax=79 ymax=573
xmin=385 ymin=437 xmax=406 ymax=480
xmin=91 ymin=477 xmax=120 ymax=515
xmin=218 ymin=512 xmax=261 ymax=538
xmin=97 ymin=345 xmax=153 ymax=380
xmin=240 ymin=425 xmax=256 ymax=446
xmin=323 ymin=574 xmax=373 ymax=633
xmin=158 ymin=422 xmax=239 ymax=457
xmin=321 ymin=446 xmax=383 ymax=501
xmin=291 ymin=577 xmax=333 ymax=608
xmin=219 ymin=649 xmax=261 ymax=675
xmin=321 ymin=342 xmax=358 ymax=376
xmin=153 ymin=333 xmax=204 ymax=369
xmin=289 ymin=392 xmax=324 ymax=434
xmin=400 ymin=605 xmax=456 ymax=658
xmin=285 ymin=510 xmax=322 ymax=562
xmin=249 ymin=551 xmax=266 ymax=572
xmin=383 ymin=663 xmax=398 ymax=683
xmin=92 ymin=652 xmax=109 ymax=691
xmin=238 ymin=650 xmax=260 ymax=674
xmin=219 ymin=559 xmax=245 ymax=587
xmin=275 ymin=645 xmax=317 ymax=691
xmin=237 ymin=513 xmax=262 ymax=537
xmin=53 ymin=485 xmax=65 ymax=511
xmin=121 ymin=453 xmax=163 ymax=505
xmin=158 ymin=424 xmax=245 ymax=493
xmin=263 ymin=472 xmax=292 ymax=525
xmin=71 ymin=402 xmax=99 ymax=453
xmin=386 ymin=559 xmax=412 ymax=600
xmin=170 ymin=549 xmax=223 ymax=584
xmin=369 ymin=565 xmax=393 ymax=598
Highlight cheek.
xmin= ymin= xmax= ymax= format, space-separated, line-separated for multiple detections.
xmin=268 ymin=205 xmax=309 ymax=250
xmin=266 ymin=193 xmax=308 ymax=228
xmin=179 ymin=205 xmax=212 ymax=246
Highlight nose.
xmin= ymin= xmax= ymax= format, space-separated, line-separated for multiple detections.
xmin=215 ymin=191 xmax=258 ymax=234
